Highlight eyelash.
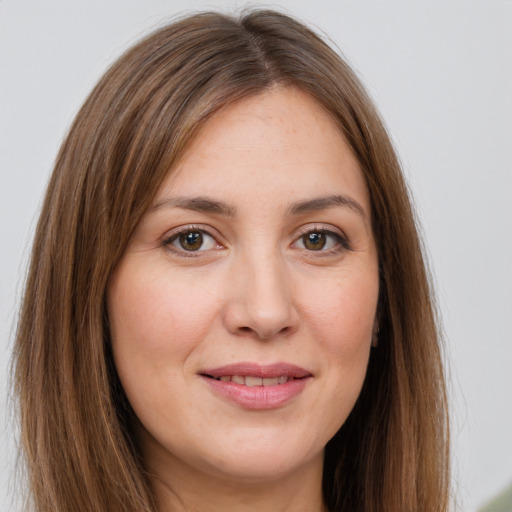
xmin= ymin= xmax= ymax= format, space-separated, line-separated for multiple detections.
xmin=162 ymin=224 xmax=221 ymax=258
xmin=162 ymin=224 xmax=351 ymax=258
xmin=294 ymin=225 xmax=352 ymax=255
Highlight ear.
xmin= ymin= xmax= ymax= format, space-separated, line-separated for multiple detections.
xmin=371 ymin=288 xmax=384 ymax=348
xmin=371 ymin=320 xmax=379 ymax=348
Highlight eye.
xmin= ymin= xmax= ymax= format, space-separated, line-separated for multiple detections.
xmin=293 ymin=226 xmax=350 ymax=253
xmin=300 ymin=232 xmax=330 ymax=251
xmin=164 ymin=227 xmax=220 ymax=254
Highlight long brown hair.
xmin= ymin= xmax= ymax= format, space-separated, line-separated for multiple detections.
xmin=13 ymin=10 xmax=450 ymax=511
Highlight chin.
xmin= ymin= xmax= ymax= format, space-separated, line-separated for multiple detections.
xmin=198 ymin=432 xmax=325 ymax=483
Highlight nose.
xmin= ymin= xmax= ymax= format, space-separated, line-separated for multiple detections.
xmin=223 ymin=251 xmax=300 ymax=340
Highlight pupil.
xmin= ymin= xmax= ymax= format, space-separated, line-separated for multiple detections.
xmin=180 ymin=231 xmax=203 ymax=251
xmin=304 ymin=232 xmax=326 ymax=250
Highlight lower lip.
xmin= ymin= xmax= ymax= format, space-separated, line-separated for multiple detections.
xmin=202 ymin=376 xmax=310 ymax=409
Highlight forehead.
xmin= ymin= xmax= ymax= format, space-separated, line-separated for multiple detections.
xmin=157 ymin=87 xmax=370 ymax=214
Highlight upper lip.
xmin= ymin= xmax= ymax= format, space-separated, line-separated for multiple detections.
xmin=201 ymin=362 xmax=311 ymax=379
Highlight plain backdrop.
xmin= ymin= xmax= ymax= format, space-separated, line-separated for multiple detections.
xmin=1 ymin=1 xmax=511 ymax=510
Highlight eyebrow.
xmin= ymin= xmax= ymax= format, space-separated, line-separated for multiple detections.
xmin=287 ymin=194 xmax=367 ymax=221
xmin=150 ymin=194 xmax=367 ymax=221
xmin=150 ymin=196 xmax=236 ymax=216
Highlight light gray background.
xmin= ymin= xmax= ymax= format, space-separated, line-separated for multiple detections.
xmin=1 ymin=1 xmax=511 ymax=510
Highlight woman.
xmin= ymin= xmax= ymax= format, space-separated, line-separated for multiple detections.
xmin=13 ymin=10 xmax=450 ymax=512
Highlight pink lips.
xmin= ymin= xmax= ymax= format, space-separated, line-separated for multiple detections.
xmin=200 ymin=362 xmax=312 ymax=410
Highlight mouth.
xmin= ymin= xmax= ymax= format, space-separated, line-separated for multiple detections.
xmin=205 ymin=375 xmax=295 ymax=386
xmin=200 ymin=362 xmax=311 ymax=383
xmin=200 ymin=363 xmax=312 ymax=409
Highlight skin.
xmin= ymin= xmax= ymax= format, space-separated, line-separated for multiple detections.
xmin=108 ymin=87 xmax=380 ymax=512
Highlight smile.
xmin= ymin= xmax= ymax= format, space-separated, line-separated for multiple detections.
xmin=200 ymin=363 xmax=312 ymax=409
xmin=213 ymin=375 xmax=291 ymax=386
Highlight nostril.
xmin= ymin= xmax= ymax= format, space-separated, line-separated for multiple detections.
xmin=235 ymin=324 xmax=292 ymax=340
xmin=224 ymin=300 xmax=299 ymax=340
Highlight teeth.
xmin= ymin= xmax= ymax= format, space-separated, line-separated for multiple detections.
xmin=216 ymin=375 xmax=291 ymax=386
xmin=245 ymin=376 xmax=263 ymax=387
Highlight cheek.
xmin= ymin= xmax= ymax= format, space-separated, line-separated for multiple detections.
xmin=304 ymin=271 xmax=379 ymax=354
xmin=108 ymin=266 xmax=215 ymax=362
xmin=300 ymin=267 xmax=378 ymax=425
xmin=106 ymin=260 xmax=225 ymax=441
xmin=107 ymin=261 xmax=221 ymax=387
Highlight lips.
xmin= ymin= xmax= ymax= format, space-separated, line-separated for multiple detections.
xmin=202 ymin=362 xmax=311 ymax=380
xmin=215 ymin=375 xmax=290 ymax=386
xmin=200 ymin=363 xmax=312 ymax=409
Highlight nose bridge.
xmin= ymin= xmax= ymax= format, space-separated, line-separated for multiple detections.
xmin=224 ymin=241 xmax=298 ymax=339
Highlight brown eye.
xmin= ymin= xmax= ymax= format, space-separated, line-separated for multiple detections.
xmin=179 ymin=231 xmax=203 ymax=251
xmin=302 ymin=232 xmax=326 ymax=250
xmin=293 ymin=227 xmax=349 ymax=253
xmin=165 ymin=229 xmax=218 ymax=254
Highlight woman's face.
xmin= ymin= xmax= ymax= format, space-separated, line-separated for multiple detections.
xmin=108 ymin=87 xmax=379 ymax=485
